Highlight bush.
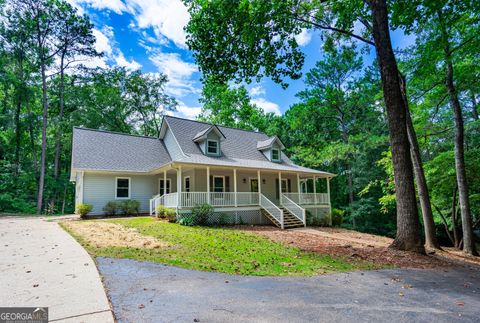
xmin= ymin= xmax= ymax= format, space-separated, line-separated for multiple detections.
xmin=119 ymin=199 xmax=140 ymax=215
xmin=190 ymin=203 xmax=214 ymax=225
xmin=75 ymin=203 xmax=93 ymax=219
xmin=155 ymin=205 xmax=176 ymax=222
xmin=331 ymin=208 xmax=344 ymax=227
xmin=178 ymin=217 xmax=195 ymax=226
xmin=103 ymin=201 xmax=119 ymax=216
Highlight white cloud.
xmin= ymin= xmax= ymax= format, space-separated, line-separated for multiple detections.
xmin=248 ymin=85 xmax=266 ymax=97
xmin=251 ymin=98 xmax=281 ymax=115
xmin=73 ymin=0 xmax=126 ymax=14
xmin=295 ymin=28 xmax=313 ymax=46
xmin=176 ymin=102 xmax=202 ymax=119
xmin=115 ymin=52 xmax=142 ymax=70
xmin=149 ymin=51 xmax=199 ymax=97
xmin=125 ymin=0 xmax=190 ymax=48
xmin=92 ymin=28 xmax=112 ymax=55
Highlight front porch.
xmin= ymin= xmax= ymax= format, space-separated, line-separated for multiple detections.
xmin=149 ymin=164 xmax=332 ymax=229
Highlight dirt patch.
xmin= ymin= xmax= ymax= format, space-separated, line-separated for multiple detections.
xmin=63 ymin=221 xmax=167 ymax=249
xmin=237 ymin=226 xmax=464 ymax=269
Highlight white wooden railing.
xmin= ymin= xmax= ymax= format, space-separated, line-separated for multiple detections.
xmin=260 ymin=194 xmax=284 ymax=229
xmin=281 ymin=194 xmax=306 ymax=226
xmin=282 ymin=193 xmax=329 ymax=205
xmin=151 ymin=192 xmax=260 ymax=211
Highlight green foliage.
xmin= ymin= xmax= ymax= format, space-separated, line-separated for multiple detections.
xmin=156 ymin=205 xmax=176 ymax=222
xmin=118 ymin=200 xmax=140 ymax=216
xmin=178 ymin=217 xmax=195 ymax=226
xmin=190 ymin=203 xmax=214 ymax=225
xmin=103 ymin=201 xmax=119 ymax=216
xmin=75 ymin=203 xmax=93 ymax=219
xmin=331 ymin=208 xmax=344 ymax=227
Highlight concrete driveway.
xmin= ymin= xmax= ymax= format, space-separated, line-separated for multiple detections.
xmin=98 ymin=257 xmax=480 ymax=323
xmin=0 ymin=217 xmax=113 ymax=322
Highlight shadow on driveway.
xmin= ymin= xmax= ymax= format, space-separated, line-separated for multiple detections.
xmin=97 ymin=258 xmax=480 ymax=323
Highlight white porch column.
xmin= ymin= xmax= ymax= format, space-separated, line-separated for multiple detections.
xmin=177 ymin=166 xmax=182 ymax=208
xmin=207 ymin=166 xmax=211 ymax=204
xmin=313 ymin=176 xmax=317 ymax=204
xmin=163 ymin=170 xmax=167 ymax=194
xmin=233 ymin=168 xmax=237 ymax=207
xmin=297 ymin=173 xmax=300 ymax=193
xmin=327 ymin=177 xmax=332 ymax=226
xmin=278 ymin=172 xmax=282 ymax=205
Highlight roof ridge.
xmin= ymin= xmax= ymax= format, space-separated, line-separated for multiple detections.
xmin=73 ymin=127 xmax=160 ymax=140
xmin=164 ymin=115 xmax=268 ymax=136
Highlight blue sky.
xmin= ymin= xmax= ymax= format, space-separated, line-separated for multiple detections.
xmin=69 ymin=0 xmax=415 ymax=119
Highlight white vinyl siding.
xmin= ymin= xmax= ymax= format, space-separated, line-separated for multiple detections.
xmin=83 ymin=173 xmax=156 ymax=215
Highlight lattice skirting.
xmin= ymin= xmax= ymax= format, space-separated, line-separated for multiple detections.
xmin=177 ymin=208 xmax=270 ymax=225
xmin=305 ymin=206 xmax=332 ymax=226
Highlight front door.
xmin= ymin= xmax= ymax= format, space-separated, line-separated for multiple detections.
xmin=250 ymin=178 xmax=259 ymax=193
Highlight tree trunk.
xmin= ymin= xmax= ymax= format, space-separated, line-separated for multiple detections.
xmin=438 ymin=10 xmax=478 ymax=256
xmin=25 ymin=90 xmax=38 ymax=173
xmin=452 ymin=185 xmax=459 ymax=248
xmin=471 ymin=91 xmax=479 ymax=120
xmin=54 ymin=53 xmax=65 ymax=179
xmin=36 ymin=53 xmax=49 ymax=214
xmin=14 ymin=93 xmax=21 ymax=176
xmin=399 ymin=74 xmax=440 ymax=249
xmin=369 ymin=0 xmax=424 ymax=253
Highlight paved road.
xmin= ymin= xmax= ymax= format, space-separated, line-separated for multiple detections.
xmin=98 ymin=257 xmax=480 ymax=323
xmin=0 ymin=217 xmax=114 ymax=322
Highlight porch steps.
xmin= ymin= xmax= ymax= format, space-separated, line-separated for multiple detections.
xmin=261 ymin=207 xmax=304 ymax=229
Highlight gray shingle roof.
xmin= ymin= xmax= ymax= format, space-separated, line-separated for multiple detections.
xmin=164 ymin=116 xmax=333 ymax=176
xmin=72 ymin=128 xmax=171 ymax=172
xmin=256 ymin=136 xmax=285 ymax=150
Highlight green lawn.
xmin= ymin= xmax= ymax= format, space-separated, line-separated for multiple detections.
xmin=64 ymin=217 xmax=382 ymax=276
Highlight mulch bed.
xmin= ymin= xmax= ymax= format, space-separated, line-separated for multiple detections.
xmin=236 ymin=226 xmax=475 ymax=269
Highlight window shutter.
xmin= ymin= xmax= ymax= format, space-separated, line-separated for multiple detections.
xmin=288 ymin=179 xmax=291 ymax=192
xmin=225 ymin=176 xmax=230 ymax=192
xmin=209 ymin=175 xmax=213 ymax=191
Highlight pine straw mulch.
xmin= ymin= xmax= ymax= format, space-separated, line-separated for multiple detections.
xmin=237 ymin=226 xmax=480 ymax=269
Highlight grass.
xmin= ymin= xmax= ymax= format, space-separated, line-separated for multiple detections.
xmin=62 ymin=217 xmax=383 ymax=276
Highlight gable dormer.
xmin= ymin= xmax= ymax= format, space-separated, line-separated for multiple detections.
xmin=257 ymin=136 xmax=285 ymax=163
xmin=193 ymin=125 xmax=226 ymax=157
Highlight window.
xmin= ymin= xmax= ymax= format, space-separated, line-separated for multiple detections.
xmin=213 ymin=176 xmax=225 ymax=192
xmin=281 ymin=179 xmax=288 ymax=193
xmin=250 ymin=178 xmax=259 ymax=193
xmin=116 ymin=177 xmax=130 ymax=199
xmin=184 ymin=176 xmax=191 ymax=193
xmin=271 ymin=149 xmax=280 ymax=161
xmin=207 ymin=140 xmax=219 ymax=155
xmin=159 ymin=179 xmax=171 ymax=196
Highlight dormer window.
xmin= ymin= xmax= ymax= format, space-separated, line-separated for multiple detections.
xmin=271 ymin=148 xmax=280 ymax=162
xmin=207 ymin=140 xmax=219 ymax=155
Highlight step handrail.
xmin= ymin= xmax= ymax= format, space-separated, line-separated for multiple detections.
xmin=281 ymin=194 xmax=306 ymax=227
xmin=260 ymin=194 xmax=284 ymax=229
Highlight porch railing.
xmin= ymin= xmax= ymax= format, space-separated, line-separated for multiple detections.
xmin=260 ymin=194 xmax=284 ymax=229
xmin=180 ymin=192 xmax=259 ymax=207
xmin=281 ymin=194 xmax=306 ymax=226
xmin=282 ymin=193 xmax=329 ymax=205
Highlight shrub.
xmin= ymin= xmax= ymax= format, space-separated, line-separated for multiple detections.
xmin=178 ymin=217 xmax=195 ymax=226
xmin=103 ymin=201 xmax=119 ymax=216
xmin=156 ymin=205 xmax=176 ymax=222
xmin=331 ymin=208 xmax=345 ymax=227
xmin=119 ymin=199 xmax=140 ymax=215
xmin=75 ymin=203 xmax=93 ymax=219
xmin=190 ymin=203 xmax=214 ymax=225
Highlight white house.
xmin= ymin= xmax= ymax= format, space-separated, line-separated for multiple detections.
xmin=71 ymin=116 xmax=335 ymax=229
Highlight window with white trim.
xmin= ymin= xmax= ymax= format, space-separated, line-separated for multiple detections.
xmin=184 ymin=176 xmax=191 ymax=193
xmin=116 ymin=177 xmax=130 ymax=199
xmin=271 ymin=148 xmax=280 ymax=162
xmin=207 ymin=140 xmax=219 ymax=155
xmin=213 ymin=176 xmax=225 ymax=192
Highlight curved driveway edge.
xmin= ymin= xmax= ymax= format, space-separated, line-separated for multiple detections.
xmin=98 ymin=257 xmax=480 ymax=323
xmin=0 ymin=217 xmax=114 ymax=322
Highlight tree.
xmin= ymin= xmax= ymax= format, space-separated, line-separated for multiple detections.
xmin=184 ymin=0 xmax=424 ymax=252
xmin=394 ymin=0 xmax=479 ymax=255
xmin=197 ymin=77 xmax=272 ymax=132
